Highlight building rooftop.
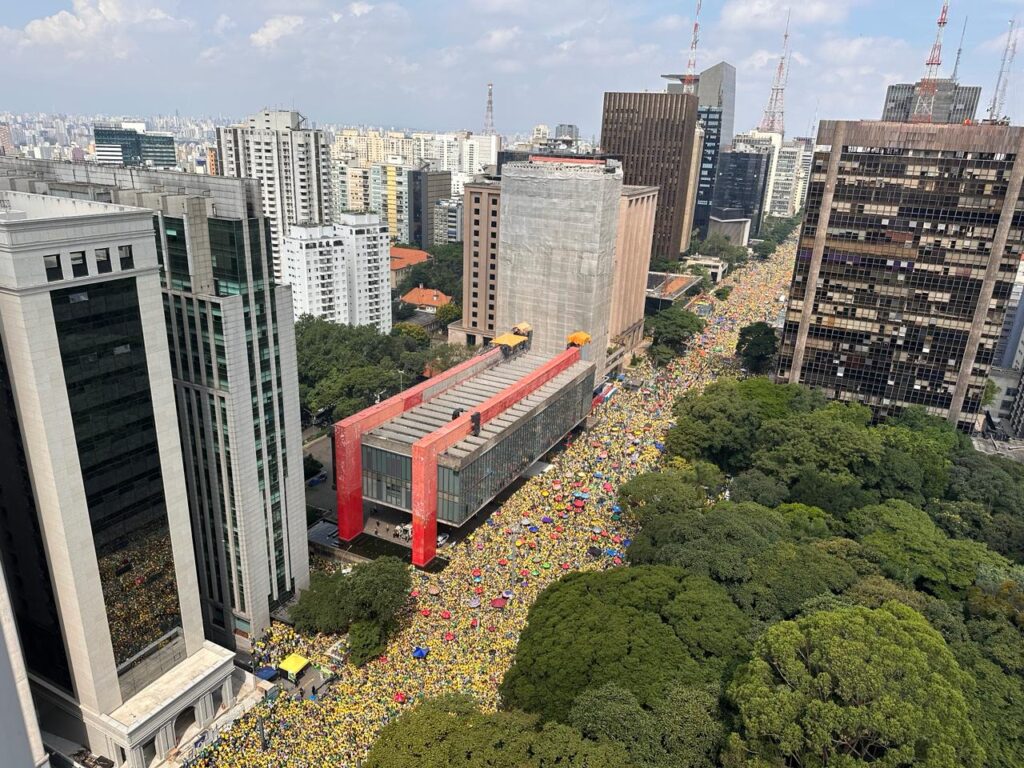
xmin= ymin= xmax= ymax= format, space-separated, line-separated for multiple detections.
xmin=0 ymin=190 xmax=143 ymax=223
xmin=402 ymin=286 xmax=451 ymax=308
xmin=390 ymin=246 xmax=431 ymax=272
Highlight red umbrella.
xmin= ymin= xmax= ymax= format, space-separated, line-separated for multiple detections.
xmin=498 ymin=558 xmax=508 ymax=566
xmin=420 ymin=609 xmax=431 ymax=617
xmin=573 ymin=500 xmax=585 ymax=508
xmin=440 ymin=610 xmax=452 ymax=619
xmin=472 ymin=568 xmax=482 ymax=577
xmin=444 ymin=632 xmax=455 ymax=641
xmin=470 ymin=618 xmax=480 ymax=628
xmin=490 ymin=597 xmax=508 ymax=608
xmin=394 ymin=692 xmax=406 ymax=703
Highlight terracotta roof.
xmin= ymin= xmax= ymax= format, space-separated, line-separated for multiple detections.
xmin=402 ymin=286 xmax=451 ymax=308
xmin=390 ymin=246 xmax=431 ymax=271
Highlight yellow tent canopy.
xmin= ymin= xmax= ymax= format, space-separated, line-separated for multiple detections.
xmin=279 ymin=653 xmax=310 ymax=677
xmin=567 ymin=331 xmax=591 ymax=347
xmin=492 ymin=333 xmax=529 ymax=348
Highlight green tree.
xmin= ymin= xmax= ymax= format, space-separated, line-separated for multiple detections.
xmin=391 ymin=321 xmax=430 ymax=346
xmin=618 ymin=469 xmax=708 ymax=526
xmin=645 ymin=307 xmax=705 ymax=354
xmin=569 ymin=683 xmax=722 ymax=768
xmin=725 ymin=602 xmax=984 ymax=768
xmin=713 ymin=285 xmax=733 ymax=301
xmin=736 ymin=322 xmax=777 ymax=374
xmin=435 ymin=301 xmax=462 ymax=326
xmin=365 ymin=695 xmax=632 ymax=768
xmin=730 ymin=469 xmax=789 ymax=507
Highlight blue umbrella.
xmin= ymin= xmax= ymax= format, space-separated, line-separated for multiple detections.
xmin=528 ymin=525 xmax=539 ymax=533
xmin=622 ymin=538 xmax=632 ymax=548
xmin=541 ymin=516 xmax=554 ymax=524
xmin=412 ymin=646 xmax=429 ymax=659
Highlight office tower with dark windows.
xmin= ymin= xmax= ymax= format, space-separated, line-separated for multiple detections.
xmin=93 ymin=123 xmax=176 ymax=169
xmin=777 ymin=120 xmax=1024 ymax=432
xmin=882 ymin=80 xmax=982 ymax=124
xmin=0 ymin=190 xmax=234 ymax=767
xmin=554 ymin=124 xmax=580 ymax=141
xmin=447 ymin=180 xmax=501 ymax=346
xmin=696 ymin=61 xmax=737 ymax=147
xmin=217 ymin=110 xmax=331 ymax=282
xmin=0 ymin=157 xmax=310 ymax=655
xmin=712 ymin=150 xmax=771 ymax=236
xmin=408 ymin=169 xmax=452 ymax=249
xmin=601 ymin=90 xmax=701 ymax=258
xmin=694 ymin=106 xmax=723 ymax=237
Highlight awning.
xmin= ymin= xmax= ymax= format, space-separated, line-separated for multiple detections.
xmin=279 ymin=653 xmax=310 ymax=677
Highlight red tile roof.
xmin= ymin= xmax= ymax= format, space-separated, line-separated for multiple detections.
xmin=402 ymin=286 xmax=451 ymax=308
xmin=390 ymin=246 xmax=431 ymax=272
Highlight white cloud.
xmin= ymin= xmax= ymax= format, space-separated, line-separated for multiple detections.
xmin=655 ymin=14 xmax=688 ymax=32
xmin=214 ymin=14 xmax=235 ymax=35
xmin=721 ymin=0 xmax=855 ymax=30
xmin=250 ymin=15 xmax=304 ymax=48
xmin=348 ymin=2 xmax=375 ymax=17
xmin=476 ymin=26 xmax=521 ymax=52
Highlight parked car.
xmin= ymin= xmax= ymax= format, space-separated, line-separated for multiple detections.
xmin=437 ymin=533 xmax=450 ymax=547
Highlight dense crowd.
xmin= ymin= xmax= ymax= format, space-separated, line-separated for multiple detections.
xmin=190 ymin=242 xmax=797 ymax=767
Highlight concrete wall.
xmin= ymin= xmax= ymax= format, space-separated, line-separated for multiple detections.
xmin=610 ymin=187 xmax=658 ymax=359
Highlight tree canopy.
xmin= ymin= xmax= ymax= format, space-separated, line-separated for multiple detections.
xmin=736 ymin=322 xmax=777 ymax=374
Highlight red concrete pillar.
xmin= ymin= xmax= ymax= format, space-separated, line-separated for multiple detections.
xmin=410 ymin=443 xmax=438 ymax=567
xmin=335 ymin=420 xmax=365 ymax=541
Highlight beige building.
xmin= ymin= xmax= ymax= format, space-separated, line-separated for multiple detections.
xmin=448 ymin=179 xmax=502 ymax=346
xmin=609 ymin=186 xmax=659 ymax=363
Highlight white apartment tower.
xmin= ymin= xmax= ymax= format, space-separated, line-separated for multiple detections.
xmin=0 ymin=190 xmax=235 ymax=767
xmin=217 ymin=110 xmax=331 ymax=282
xmin=282 ymin=215 xmax=391 ymax=333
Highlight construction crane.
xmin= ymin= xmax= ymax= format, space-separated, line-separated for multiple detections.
xmin=483 ymin=83 xmax=495 ymax=136
xmin=681 ymin=0 xmax=703 ymax=95
xmin=758 ymin=12 xmax=790 ymax=136
xmin=910 ymin=1 xmax=950 ymax=123
xmin=988 ymin=19 xmax=1018 ymax=123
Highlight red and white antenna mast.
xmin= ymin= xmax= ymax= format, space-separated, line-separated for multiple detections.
xmin=483 ymin=83 xmax=495 ymax=135
xmin=911 ymin=1 xmax=949 ymax=122
xmin=681 ymin=0 xmax=703 ymax=95
xmin=758 ymin=12 xmax=790 ymax=136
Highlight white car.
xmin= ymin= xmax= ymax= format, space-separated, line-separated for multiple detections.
xmin=436 ymin=533 xmax=450 ymax=547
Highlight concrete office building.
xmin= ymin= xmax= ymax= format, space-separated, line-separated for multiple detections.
xmin=554 ymin=124 xmax=580 ymax=141
xmin=281 ymin=217 xmax=391 ymax=333
xmin=409 ymin=169 xmax=452 ymax=249
xmin=369 ymin=161 xmax=412 ymax=243
xmin=0 ymin=190 xmax=235 ymax=767
xmin=609 ymin=185 xmax=659 ymax=361
xmin=496 ymin=159 xmax=622 ymax=375
xmin=882 ymin=80 xmax=982 ymax=124
xmin=0 ymin=123 xmax=15 ymax=156
xmin=0 ymin=157 xmax=309 ymax=653
xmin=696 ymin=61 xmax=737 ymax=146
xmin=433 ymin=198 xmax=463 ymax=245
xmin=767 ymin=141 xmax=806 ymax=218
xmin=694 ymin=106 xmax=724 ymax=236
xmin=732 ymin=130 xmax=783 ymax=220
xmin=93 ymin=124 xmax=176 ymax=169
xmin=777 ymin=120 xmax=1024 ymax=432
xmin=0 ymin=566 xmax=50 ymax=767
xmin=461 ymin=134 xmax=500 ymax=175
xmin=601 ymin=90 xmax=700 ymax=258
xmin=448 ymin=180 xmax=502 ymax=346
xmin=217 ymin=110 xmax=331 ymax=282
xmin=712 ymin=150 xmax=771 ymax=236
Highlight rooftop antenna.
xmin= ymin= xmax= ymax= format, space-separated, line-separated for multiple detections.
xmin=911 ymin=1 xmax=950 ymax=123
xmin=951 ymin=15 xmax=968 ymax=82
xmin=483 ymin=83 xmax=495 ymax=136
xmin=682 ymin=0 xmax=703 ymax=95
xmin=758 ymin=11 xmax=790 ymax=136
xmin=988 ymin=19 xmax=1018 ymax=122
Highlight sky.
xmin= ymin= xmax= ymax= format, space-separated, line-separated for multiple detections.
xmin=3 ymin=0 xmax=1024 ymax=138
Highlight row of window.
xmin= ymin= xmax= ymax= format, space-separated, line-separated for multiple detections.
xmin=44 ymin=244 xmax=134 ymax=282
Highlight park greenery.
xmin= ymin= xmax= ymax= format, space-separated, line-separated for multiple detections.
xmin=372 ymin=377 xmax=1024 ymax=767
xmin=295 ymin=316 xmax=474 ymax=422
xmin=645 ymin=307 xmax=705 ymax=367
xmin=291 ymin=556 xmax=411 ymax=666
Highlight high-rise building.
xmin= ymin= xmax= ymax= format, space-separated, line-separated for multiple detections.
xmin=601 ymin=90 xmax=701 ymax=258
xmin=217 ymin=110 xmax=331 ymax=282
xmin=882 ymin=80 xmax=982 ymax=124
xmin=0 ymin=190 xmax=235 ymax=766
xmin=0 ymin=157 xmax=310 ymax=653
xmin=408 ymin=169 xmax=452 ymax=249
xmin=496 ymin=159 xmax=623 ymax=374
xmin=696 ymin=61 xmax=737 ymax=146
xmin=461 ymin=134 xmax=500 ymax=174
xmin=554 ymin=124 xmax=580 ymax=141
xmin=712 ymin=150 xmax=771 ymax=235
xmin=369 ymin=161 xmax=412 ymax=243
xmin=0 ymin=123 xmax=14 ymax=156
xmin=777 ymin=120 xmax=1024 ymax=432
xmin=282 ymin=217 xmax=391 ymax=333
xmin=767 ymin=141 xmax=806 ymax=218
xmin=694 ymin=106 xmax=723 ymax=237
xmin=205 ymin=146 xmax=219 ymax=175
xmin=448 ymin=180 xmax=502 ymax=346
xmin=532 ymin=125 xmax=551 ymax=142
xmin=432 ymin=198 xmax=464 ymax=245
xmin=732 ymin=130 xmax=783 ymax=219
xmin=93 ymin=123 xmax=176 ymax=168
xmin=610 ymin=185 xmax=659 ymax=359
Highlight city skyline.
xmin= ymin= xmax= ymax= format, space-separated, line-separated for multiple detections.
xmin=3 ymin=1 xmax=1024 ymax=139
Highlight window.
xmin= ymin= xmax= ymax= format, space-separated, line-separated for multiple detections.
xmin=44 ymin=254 xmax=63 ymax=282
xmin=70 ymin=251 xmax=88 ymax=278
xmin=118 ymin=244 xmax=134 ymax=270
xmin=95 ymin=248 xmax=112 ymax=273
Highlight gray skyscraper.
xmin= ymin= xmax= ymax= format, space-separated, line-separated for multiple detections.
xmin=0 ymin=190 xmax=235 ymax=767
xmin=0 ymin=157 xmax=309 ymax=653
xmin=882 ymin=80 xmax=981 ymax=124
xmin=697 ymin=61 xmax=737 ymax=146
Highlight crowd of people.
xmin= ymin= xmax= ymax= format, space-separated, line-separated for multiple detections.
xmin=189 ymin=242 xmax=798 ymax=767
